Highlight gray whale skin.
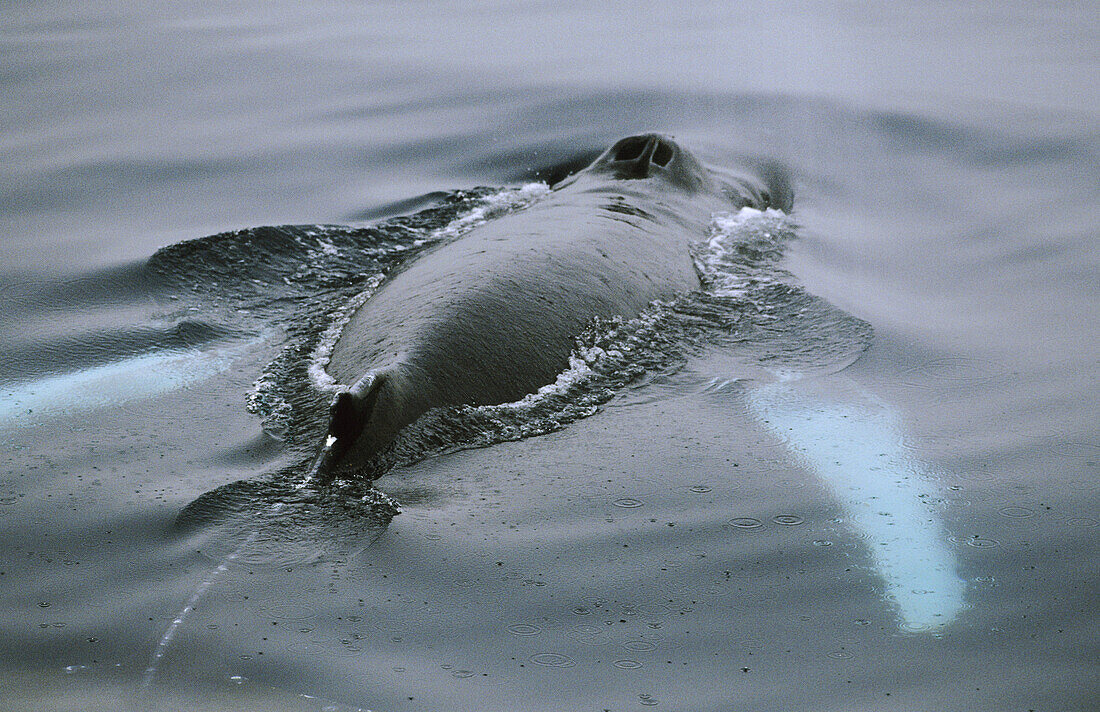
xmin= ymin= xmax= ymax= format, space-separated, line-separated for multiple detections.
xmin=314 ymin=133 xmax=779 ymax=479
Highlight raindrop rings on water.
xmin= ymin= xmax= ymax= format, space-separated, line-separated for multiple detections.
xmin=529 ymin=652 xmax=576 ymax=668
xmin=613 ymin=659 xmax=643 ymax=669
xmin=506 ymin=623 xmax=542 ymax=636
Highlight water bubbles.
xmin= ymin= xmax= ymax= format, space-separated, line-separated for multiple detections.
xmin=812 ymin=539 xmax=833 ymax=546
xmin=613 ymin=659 xmax=643 ymax=669
xmin=529 ymin=652 xmax=576 ymax=668
xmin=728 ymin=516 xmax=762 ymax=528
xmin=1065 ymin=517 xmax=1099 ymax=528
xmin=613 ymin=497 xmax=645 ymax=508
xmin=622 ymin=640 xmax=657 ymax=652
xmin=997 ymin=506 xmax=1035 ymax=519
xmin=826 ymin=650 xmax=854 ymax=660
xmin=506 ymin=623 xmax=542 ymax=637
xmin=772 ymin=514 xmax=804 ymax=526
xmin=451 ymin=669 xmax=475 ymax=678
xmin=688 ymin=485 xmax=712 ymax=493
xmin=966 ymin=537 xmax=1001 ymax=548
xmin=639 ymin=693 xmax=660 ymax=706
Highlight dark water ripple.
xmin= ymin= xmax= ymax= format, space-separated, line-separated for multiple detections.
xmin=146 ymin=189 xmax=496 ymax=310
xmin=0 ymin=319 xmax=242 ymax=383
xmin=176 ymin=461 xmax=398 ymax=567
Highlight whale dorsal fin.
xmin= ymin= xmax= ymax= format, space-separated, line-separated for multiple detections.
xmin=329 ymin=371 xmax=386 ymax=445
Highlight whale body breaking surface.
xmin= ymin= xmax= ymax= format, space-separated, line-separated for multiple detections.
xmin=314 ymin=134 xmax=782 ymax=478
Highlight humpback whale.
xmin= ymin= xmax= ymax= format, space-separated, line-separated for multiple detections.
xmin=312 ymin=133 xmax=777 ymax=479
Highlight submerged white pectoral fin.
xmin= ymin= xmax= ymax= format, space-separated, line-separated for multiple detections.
xmin=0 ymin=348 xmax=235 ymax=424
xmin=747 ymin=380 xmax=966 ymax=630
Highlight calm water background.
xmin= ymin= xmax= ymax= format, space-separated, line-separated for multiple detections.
xmin=1 ymin=1 xmax=1098 ymax=710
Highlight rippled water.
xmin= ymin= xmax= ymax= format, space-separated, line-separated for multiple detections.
xmin=1 ymin=2 xmax=1097 ymax=710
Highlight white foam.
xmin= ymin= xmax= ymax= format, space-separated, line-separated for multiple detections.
xmin=306 ymin=274 xmax=384 ymax=392
xmin=479 ymin=307 xmax=675 ymax=414
xmin=696 ymin=206 xmax=792 ymax=297
xmin=491 ymin=352 xmax=598 ymax=412
xmin=421 ymin=183 xmax=549 ymax=245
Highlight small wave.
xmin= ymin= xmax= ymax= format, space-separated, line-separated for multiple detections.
xmin=423 ymin=182 xmax=549 ymax=244
xmin=695 ymin=207 xmax=793 ymax=296
xmin=176 ymin=465 xmax=398 ymax=566
xmin=0 ymin=319 xmax=242 ymax=385
xmin=146 ymin=188 xmax=507 ymax=313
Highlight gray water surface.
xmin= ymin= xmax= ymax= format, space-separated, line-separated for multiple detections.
xmin=1 ymin=2 xmax=1098 ymax=710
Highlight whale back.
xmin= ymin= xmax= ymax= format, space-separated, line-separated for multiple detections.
xmin=317 ymin=134 xmax=769 ymax=478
